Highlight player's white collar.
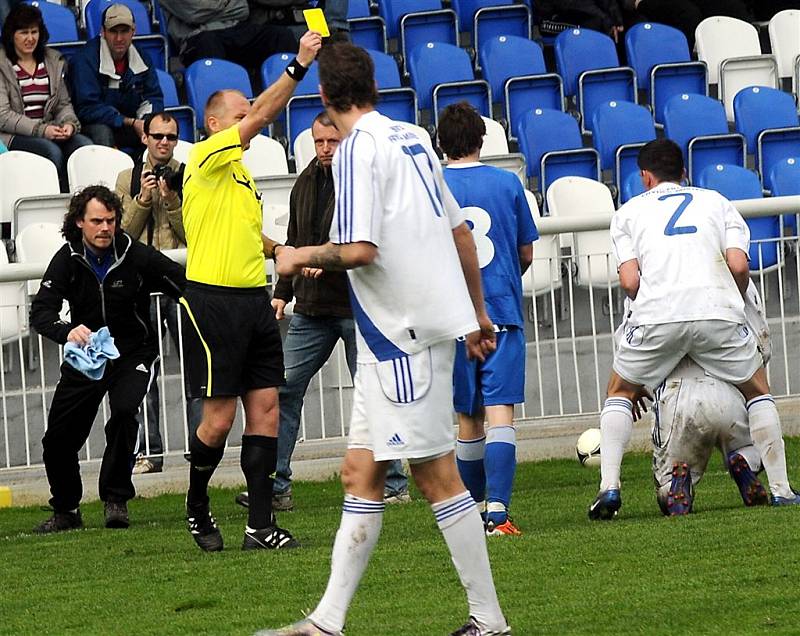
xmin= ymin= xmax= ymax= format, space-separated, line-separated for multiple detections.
xmin=446 ymin=161 xmax=483 ymax=169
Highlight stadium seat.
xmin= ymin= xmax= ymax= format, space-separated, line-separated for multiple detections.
xmin=16 ymin=222 xmax=66 ymax=295
xmin=522 ymin=189 xmax=562 ymax=298
xmin=186 ymin=58 xmax=253 ymax=131
xmin=768 ymin=10 xmax=800 ymax=91
xmin=733 ymin=86 xmax=800 ymax=189
xmin=479 ymin=35 xmax=564 ymax=141
xmin=480 ymin=116 xmax=508 ymax=156
xmin=262 ymin=203 xmax=290 ymax=246
xmin=554 ymin=28 xmax=636 ymax=135
xmin=516 ymin=108 xmax=601 ymax=206
xmin=0 ymin=151 xmax=60 ymax=225
xmin=243 ymin=135 xmax=289 ymax=179
xmin=624 ymin=22 xmax=707 ymax=126
xmin=348 ymin=0 xmax=388 ymax=52
xmin=696 ymin=164 xmax=780 ymax=272
xmin=620 ymin=170 xmax=645 ymax=203
xmin=663 ymin=93 xmax=746 ymax=184
xmin=67 ymin=145 xmax=134 ymax=192
xmin=768 ymin=157 xmax=800 ymax=233
xmin=293 ymin=128 xmax=315 ymax=173
xmin=407 ymin=42 xmax=491 ymax=126
xmin=368 ymin=49 xmax=419 ymax=125
xmin=156 ymin=69 xmax=196 ymax=142
xmin=171 ymin=140 xmax=193 ymax=164
xmin=12 ymin=194 xmax=71 ymax=239
xmin=546 ymin=176 xmax=618 ymax=288
xmin=84 ymin=0 xmax=168 ymax=70
xmin=451 ymin=0 xmax=531 ymax=67
xmin=26 ymin=0 xmax=85 ymax=60
xmin=0 ymin=245 xmax=28 ymax=344
xmin=695 ymin=16 xmax=779 ymax=121
xmin=591 ymin=101 xmax=656 ymax=200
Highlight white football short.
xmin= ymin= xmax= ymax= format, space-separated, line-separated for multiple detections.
xmin=614 ymin=319 xmax=761 ymax=389
xmin=348 ymin=340 xmax=457 ymax=461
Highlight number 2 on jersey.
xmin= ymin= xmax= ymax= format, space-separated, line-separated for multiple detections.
xmin=402 ymin=143 xmax=444 ymax=217
xmin=660 ymin=193 xmax=697 ymax=236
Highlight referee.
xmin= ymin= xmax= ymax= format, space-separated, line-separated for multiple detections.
xmin=180 ymin=31 xmax=322 ymax=552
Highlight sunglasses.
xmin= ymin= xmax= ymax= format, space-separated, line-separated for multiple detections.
xmin=149 ymin=133 xmax=178 ymax=141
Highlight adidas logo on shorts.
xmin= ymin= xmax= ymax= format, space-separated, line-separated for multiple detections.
xmin=386 ymin=433 xmax=406 ymax=448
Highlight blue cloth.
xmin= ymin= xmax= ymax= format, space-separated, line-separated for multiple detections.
xmin=64 ymin=327 xmax=121 ymax=380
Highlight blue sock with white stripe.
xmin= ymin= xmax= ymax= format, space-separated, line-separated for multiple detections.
xmin=599 ymin=397 xmax=633 ymax=492
xmin=746 ymin=394 xmax=792 ymax=498
xmin=485 ymin=426 xmax=516 ymax=526
xmin=432 ymin=492 xmax=507 ymax=632
xmin=456 ymin=436 xmax=486 ymax=505
xmin=310 ymin=494 xmax=384 ymax=633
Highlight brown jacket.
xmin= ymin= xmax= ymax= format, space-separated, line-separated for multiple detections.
xmin=116 ymin=156 xmax=186 ymax=250
xmin=0 ymin=48 xmax=81 ymax=146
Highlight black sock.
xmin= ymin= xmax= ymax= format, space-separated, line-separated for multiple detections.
xmin=241 ymin=435 xmax=277 ymax=530
xmin=187 ymin=430 xmax=224 ymax=509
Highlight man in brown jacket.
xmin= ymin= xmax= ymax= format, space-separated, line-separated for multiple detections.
xmin=116 ymin=111 xmax=200 ymax=473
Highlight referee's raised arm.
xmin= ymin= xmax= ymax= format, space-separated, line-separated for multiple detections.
xmin=238 ymin=31 xmax=323 ymax=146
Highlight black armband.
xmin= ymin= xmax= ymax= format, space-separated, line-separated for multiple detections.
xmin=284 ymin=57 xmax=308 ymax=82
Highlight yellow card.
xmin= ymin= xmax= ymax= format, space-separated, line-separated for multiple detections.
xmin=303 ymin=8 xmax=330 ymax=37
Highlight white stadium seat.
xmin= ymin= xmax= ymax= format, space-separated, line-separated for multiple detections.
xmin=522 ymin=189 xmax=561 ymax=298
xmin=67 ymin=145 xmax=134 ymax=192
xmin=0 ymin=151 xmax=60 ymax=225
xmin=15 ymin=222 xmax=66 ymax=295
xmin=243 ymin=135 xmax=289 ymax=178
xmin=293 ymin=128 xmax=316 ymax=173
xmin=480 ymin=116 xmax=509 ymax=156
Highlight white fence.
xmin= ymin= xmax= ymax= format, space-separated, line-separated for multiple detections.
xmin=1 ymin=196 xmax=799 ymax=470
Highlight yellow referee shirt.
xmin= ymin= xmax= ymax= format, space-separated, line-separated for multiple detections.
xmin=182 ymin=124 xmax=265 ymax=288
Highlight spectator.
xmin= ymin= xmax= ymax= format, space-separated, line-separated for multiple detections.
xmin=30 ymin=185 xmax=186 ymax=534
xmin=158 ymin=0 xmax=297 ymax=76
xmin=538 ymin=0 xmax=625 ymax=42
xmin=115 ymin=111 xmax=202 ymax=474
xmin=249 ymin=1 xmax=351 ymax=39
xmin=0 ymin=3 xmax=92 ymax=191
xmin=68 ymin=4 xmax=162 ymax=153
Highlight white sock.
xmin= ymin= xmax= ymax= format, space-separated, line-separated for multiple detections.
xmin=747 ymin=395 xmax=793 ymax=498
xmin=309 ymin=495 xmax=384 ymax=632
xmin=599 ymin=398 xmax=633 ymax=492
xmin=732 ymin=445 xmax=762 ymax=473
xmin=432 ymin=492 xmax=507 ymax=633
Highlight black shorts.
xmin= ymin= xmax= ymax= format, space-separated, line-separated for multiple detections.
xmin=180 ymin=282 xmax=284 ymax=398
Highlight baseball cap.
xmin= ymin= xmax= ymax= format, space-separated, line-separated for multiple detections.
xmin=104 ymin=4 xmax=135 ymax=29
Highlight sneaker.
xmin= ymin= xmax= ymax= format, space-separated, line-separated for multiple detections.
xmin=254 ymin=618 xmax=341 ymax=635
xmin=187 ymin=504 xmax=223 ymax=552
xmin=450 ymin=616 xmax=511 ymax=635
xmin=132 ymin=456 xmax=162 ymax=474
xmin=383 ymin=489 xmax=411 ymax=504
xmin=727 ymin=452 xmax=769 ymax=507
xmin=486 ymin=517 xmax=522 ymax=536
xmin=667 ymin=462 xmax=693 ymax=516
xmin=772 ymin=491 xmax=800 ymax=506
xmin=242 ymin=525 xmax=300 ymax=550
xmin=588 ymin=488 xmax=621 ymax=520
xmin=104 ymin=501 xmax=130 ymax=529
xmin=34 ymin=509 xmax=83 ymax=534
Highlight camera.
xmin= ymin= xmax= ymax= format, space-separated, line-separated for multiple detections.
xmin=151 ymin=163 xmax=184 ymax=196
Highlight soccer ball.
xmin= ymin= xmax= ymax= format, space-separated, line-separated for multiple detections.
xmin=576 ymin=428 xmax=601 ymax=467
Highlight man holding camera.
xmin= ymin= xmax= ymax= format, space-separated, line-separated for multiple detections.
xmin=116 ymin=111 xmax=200 ymax=474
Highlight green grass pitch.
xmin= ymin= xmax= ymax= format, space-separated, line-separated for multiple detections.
xmin=2 ymin=440 xmax=800 ymax=635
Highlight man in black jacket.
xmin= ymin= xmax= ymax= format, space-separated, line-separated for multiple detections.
xmin=30 ymin=185 xmax=186 ymax=534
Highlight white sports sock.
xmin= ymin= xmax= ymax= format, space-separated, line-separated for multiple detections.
xmin=309 ymin=495 xmax=384 ymax=632
xmin=432 ymin=492 xmax=507 ymax=633
xmin=599 ymin=398 xmax=633 ymax=492
xmin=747 ymin=395 xmax=793 ymax=498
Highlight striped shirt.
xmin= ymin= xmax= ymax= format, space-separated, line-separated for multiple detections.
xmin=14 ymin=62 xmax=49 ymax=120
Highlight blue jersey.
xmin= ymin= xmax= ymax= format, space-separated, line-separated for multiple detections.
xmin=443 ymin=163 xmax=539 ymax=327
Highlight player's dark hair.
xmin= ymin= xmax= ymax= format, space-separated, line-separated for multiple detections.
xmin=318 ymin=43 xmax=379 ymax=112
xmin=438 ymin=102 xmax=485 ymax=160
xmin=62 ymin=185 xmax=123 ymax=244
xmin=1 ymin=3 xmax=50 ymax=64
xmin=638 ymin=139 xmax=684 ymax=182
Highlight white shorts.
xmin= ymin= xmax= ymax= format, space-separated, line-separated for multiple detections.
xmin=348 ymin=340 xmax=457 ymax=461
xmin=614 ymin=319 xmax=761 ymax=389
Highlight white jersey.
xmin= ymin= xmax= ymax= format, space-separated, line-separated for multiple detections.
xmin=329 ymin=111 xmax=477 ymax=363
xmin=611 ymin=182 xmax=750 ymax=326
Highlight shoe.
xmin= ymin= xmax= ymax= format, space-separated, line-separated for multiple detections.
xmin=187 ymin=504 xmax=223 ymax=552
xmin=667 ymin=462 xmax=693 ymax=516
xmin=34 ymin=509 xmax=83 ymax=534
xmin=132 ymin=456 xmax=162 ymax=475
xmin=104 ymin=501 xmax=130 ymax=529
xmin=486 ymin=517 xmax=522 ymax=536
xmin=383 ymin=489 xmax=411 ymax=504
xmin=242 ymin=525 xmax=300 ymax=550
xmin=254 ymin=618 xmax=341 ymax=635
xmin=450 ymin=616 xmax=511 ymax=635
xmin=588 ymin=489 xmax=621 ymax=520
xmin=772 ymin=491 xmax=800 ymax=506
xmin=235 ymin=491 xmax=249 ymax=508
xmin=727 ymin=452 xmax=769 ymax=507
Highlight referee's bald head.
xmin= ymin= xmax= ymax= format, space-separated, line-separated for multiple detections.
xmin=204 ymin=89 xmax=250 ymax=135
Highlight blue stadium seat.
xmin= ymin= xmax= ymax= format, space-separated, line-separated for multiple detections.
xmin=368 ymin=49 xmax=419 ymax=124
xmin=621 ymin=170 xmax=645 ymax=203
xmin=554 ymin=27 xmax=636 ymax=135
xmin=407 ymin=42 xmax=491 ymax=125
xmin=84 ymin=0 xmax=168 ymax=70
xmin=26 ymin=0 xmax=85 ymax=60
xmin=769 ymin=157 xmax=800 ymax=233
xmin=479 ymin=35 xmax=563 ymax=140
xmin=733 ymin=86 xmax=800 ymax=189
xmin=663 ymin=93 xmax=746 ymax=184
xmin=591 ymin=101 xmax=656 ymax=201
xmin=156 ymin=69 xmax=196 ymax=142
xmin=697 ymin=164 xmax=780 ymax=271
xmin=348 ymin=0 xmax=387 ymax=52
xmin=261 ymin=52 xmax=320 ymax=131
xmin=451 ymin=0 xmax=531 ymax=67
xmin=625 ymin=22 xmax=708 ymax=126
xmin=379 ymin=0 xmax=443 ymax=39
xmin=186 ymin=58 xmax=253 ymax=131
xmin=516 ymin=108 xmax=601 ymax=205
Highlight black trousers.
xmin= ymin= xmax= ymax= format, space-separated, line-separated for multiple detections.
xmin=42 ymin=351 xmax=157 ymax=512
xmin=636 ymin=0 xmax=752 ymax=49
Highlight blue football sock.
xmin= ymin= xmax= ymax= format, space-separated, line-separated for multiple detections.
xmin=485 ymin=425 xmax=516 ymax=525
xmin=456 ymin=436 xmax=486 ymax=504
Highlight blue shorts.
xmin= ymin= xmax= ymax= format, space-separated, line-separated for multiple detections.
xmin=453 ymin=327 xmax=525 ymax=415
